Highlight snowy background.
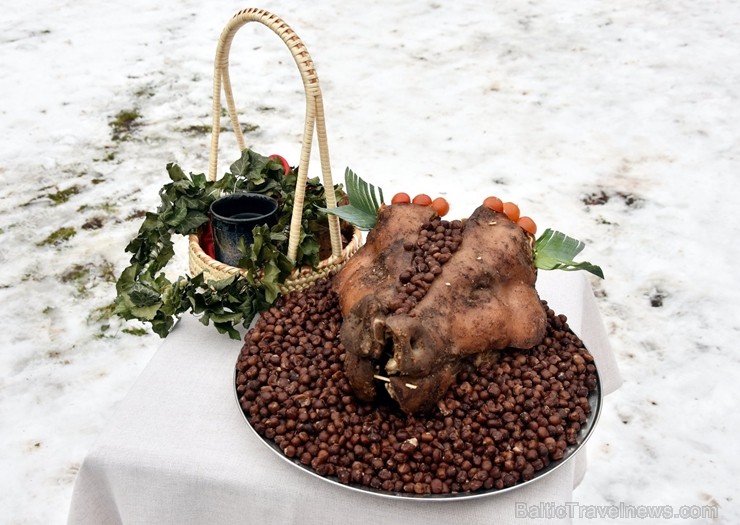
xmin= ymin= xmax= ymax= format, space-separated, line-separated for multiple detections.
xmin=1 ymin=0 xmax=738 ymax=523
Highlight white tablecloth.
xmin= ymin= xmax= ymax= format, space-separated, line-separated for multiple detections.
xmin=68 ymin=272 xmax=621 ymax=525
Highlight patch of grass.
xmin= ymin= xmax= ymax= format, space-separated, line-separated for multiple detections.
xmin=38 ymin=227 xmax=76 ymax=246
xmin=88 ymin=302 xmax=116 ymax=324
xmin=617 ymin=191 xmax=644 ymax=208
xmin=181 ymin=122 xmax=260 ymax=136
xmin=99 ymin=260 xmax=117 ymax=282
xmin=134 ymin=85 xmax=155 ymax=98
xmin=90 ymin=201 xmax=119 ymax=214
xmin=582 ymin=190 xmax=610 ymax=206
xmin=110 ymin=109 xmax=142 ymax=141
xmin=82 ymin=216 xmax=105 ymax=230
xmin=65 ymin=166 xmax=88 ymax=178
xmin=583 ymin=189 xmax=644 ymax=209
xmin=48 ymin=185 xmax=80 ymax=205
xmin=21 ymin=181 xmax=81 ymax=208
xmin=61 ymin=264 xmax=92 ymax=296
xmin=89 ymin=303 xmax=122 ymax=339
xmin=93 ymin=149 xmax=116 ymax=162
xmin=60 ymin=260 xmax=117 ymax=296
xmin=122 ymin=327 xmax=148 ymax=336
xmin=240 ymin=122 xmax=259 ymax=134
xmin=181 ymin=124 xmax=212 ymax=135
xmin=126 ymin=209 xmax=147 ymax=220
xmin=60 ymin=264 xmax=90 ymax=284
xmin=94 ymin=324 xmax=112 ymax=339
xmin=91 ymin=178 xmax=106 ymax=184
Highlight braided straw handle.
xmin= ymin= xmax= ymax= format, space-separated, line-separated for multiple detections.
xmin=209 ymin=7 xmax=343 ymax=261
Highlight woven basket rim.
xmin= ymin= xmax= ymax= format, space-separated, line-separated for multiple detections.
xmin=188 ymin=226 xmax=363 ymax=281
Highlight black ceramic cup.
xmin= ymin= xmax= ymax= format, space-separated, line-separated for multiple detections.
xmin=210 ymin=192 xmax=279 ymax=266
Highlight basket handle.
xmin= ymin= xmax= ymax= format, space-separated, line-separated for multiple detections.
xmin=208 ymin=7 xmax=343 ymax=262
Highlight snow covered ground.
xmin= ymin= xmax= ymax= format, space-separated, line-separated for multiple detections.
xmin=1 ymin=1 xmax=738 ymax=523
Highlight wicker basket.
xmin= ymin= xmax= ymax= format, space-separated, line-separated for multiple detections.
xmin=188 ymin=8 xmax=362 ymax=293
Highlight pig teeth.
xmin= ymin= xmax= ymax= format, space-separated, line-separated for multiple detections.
xmin=385 ymin=382 xmax=397 ymax=400
xmin=385 ymin=357 xmax=399 ymax=373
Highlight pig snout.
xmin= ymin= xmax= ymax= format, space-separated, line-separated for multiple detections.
xmin=382 ymin=315 xmax=444 ymax=377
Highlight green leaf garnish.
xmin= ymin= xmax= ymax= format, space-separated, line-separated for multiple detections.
xmin=320 ymin=167 xmax=384 ymax=230
xmin=113 ymin=148 xmax=348 ymax=339
xmin=128 ymin=282 xmax=162 ymax=307
xmin=534 ymin=228 xmax=604 ymax=278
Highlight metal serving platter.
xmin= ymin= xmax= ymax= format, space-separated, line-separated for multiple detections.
xmin=234 ymin=355 xmax=602 ymax=501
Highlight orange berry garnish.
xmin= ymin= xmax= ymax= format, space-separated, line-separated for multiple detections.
xmin=502 ymin=202 xmax=520 ymax=222
xmin=483 ymin=196 xmax=504 ymax=213
xmin=391 ymin=192 xmax=411 ymax=204
xmin=431 ymin=197 xmax=450 ymax=217
xmin=412 ymin=194 xmax=433 ymax=206
xmin=517 ymin=216 xmax=537 ymax=236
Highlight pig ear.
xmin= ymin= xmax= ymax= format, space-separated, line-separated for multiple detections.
xmin=503 ymin=284 xmax=548 ymax=349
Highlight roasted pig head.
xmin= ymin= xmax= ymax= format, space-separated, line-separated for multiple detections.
xmin=333 ymin=204 xmax=546 ymax=414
